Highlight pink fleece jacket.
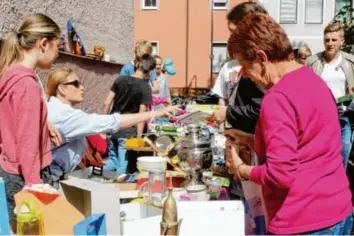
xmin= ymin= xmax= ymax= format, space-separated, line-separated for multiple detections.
xmin=251 ymin=66 xmax=352 ymax=234
xmin=0 ymin=64 xmax=52 ymax=185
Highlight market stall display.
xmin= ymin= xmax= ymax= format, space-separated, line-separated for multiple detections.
xmin=6 ymin=99 xmax=246 ymax=236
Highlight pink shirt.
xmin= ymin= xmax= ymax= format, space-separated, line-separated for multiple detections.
xmin=0 ymin=65 xmax=52 ymax=185
xmin=250 ymin=66 xmax=352 ymax=234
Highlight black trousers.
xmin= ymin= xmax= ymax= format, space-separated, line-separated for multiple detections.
xmin=0 ymin=166 xmax=51 ymax=221
xmin=0 ymin=167 xmax=25 ymax=221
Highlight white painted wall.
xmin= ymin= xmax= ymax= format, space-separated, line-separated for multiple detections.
xmin=262 ymin=0 xmax=337 ymax=54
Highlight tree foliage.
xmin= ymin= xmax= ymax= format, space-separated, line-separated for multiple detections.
xmin=332 ymin=5 xmax=354 ymax=53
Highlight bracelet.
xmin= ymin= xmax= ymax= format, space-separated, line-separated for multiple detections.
xmin=236 ymin=162 xmax=246 ymax=181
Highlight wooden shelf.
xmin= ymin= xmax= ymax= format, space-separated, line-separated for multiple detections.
xmin=126 ymin=147 xmax=154 ymax=152
xmin=59 ymin=51 xmax=123 ymax=67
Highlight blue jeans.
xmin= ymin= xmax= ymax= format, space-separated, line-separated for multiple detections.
xmin=340 ymin=116 xmax=353 ymax=170
xmin=104 ymin=137 xmax=128 ymax=174
xmin=305 ymin=213 xmax=353 ymax=235
xmin=267 ymin=213 xmax=353 ymax=235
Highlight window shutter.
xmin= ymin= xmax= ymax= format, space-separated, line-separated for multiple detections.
xmin=305 ymin=0 xmax=323 ymax=23
xmin=280 ymin=0 xmax=297 ymax=23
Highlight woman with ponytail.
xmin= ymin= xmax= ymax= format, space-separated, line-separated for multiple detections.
xmin=0 ymin=13 xmax=60 ymax=223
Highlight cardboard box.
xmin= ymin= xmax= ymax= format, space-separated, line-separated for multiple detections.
xmin=120 ymin=203 xmax=162 ymax=235
xmin=66 ymin=167 xmax=138 ymax=199
xmin=122 ymin=201 xmax=245 ymax=236
xmin=117 ymin=183 xmax=137 ymax=191
xmin=66 ymin=167 xmax=119 ymax=180
xmin=14 ymin=190 xmax=84 ymax=235
xmin=60 ymin=179 xmax=120 ymax=235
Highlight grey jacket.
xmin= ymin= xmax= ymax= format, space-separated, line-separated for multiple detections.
xmin=305 ymin=51 xmax=354 ymax=95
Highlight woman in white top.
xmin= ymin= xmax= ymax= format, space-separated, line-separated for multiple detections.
xmin=46 ymin=68 xmax=178 ymax=181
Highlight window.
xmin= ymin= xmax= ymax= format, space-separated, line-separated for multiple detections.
xmin=335 ymin=0 xmax=350 ymax=15
xmin=305 ymin=0 xmax=323 ymax=24
xmin=279 ymin=0 xmax=298 ymax=24
xmin=212 ymin=42 xmax=228 ymax=73
xmin=213 ymin=0 xmax=228 ymax=10
xmin=151 ymin=41 xmax=159 ymax=55
xmin=141 ymin=0 xmax=158 ymax=10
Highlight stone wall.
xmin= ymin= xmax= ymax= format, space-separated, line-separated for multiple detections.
xmin=0 ymin=0 xmax=134 ymax=64
xmin=37 ymin=52 xmax=122 ymax=114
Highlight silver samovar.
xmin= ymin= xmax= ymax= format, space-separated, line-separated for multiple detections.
xmin=177 ymin=124 xmax=213 ymax=184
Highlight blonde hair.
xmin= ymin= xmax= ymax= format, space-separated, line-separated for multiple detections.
xmin=135 ymin=40 xmax=152 ymax=61
xmin=324 ymin=23 xmax=344 ymax=38
xmin=0 ymin=13 xmax=60 ymax=77
xmin=47 ymin=68 xmax=75 ymax=97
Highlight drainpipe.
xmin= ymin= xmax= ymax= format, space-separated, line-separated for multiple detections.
xmin=185 ymin=0 xmax=190 ymax=95
xmin=209 ymin=0 xmax=214 ymax=89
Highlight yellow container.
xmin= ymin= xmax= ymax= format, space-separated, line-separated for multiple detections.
xmin=126 ymin=138 xmax=145 ymax=148
xmin=16 ymin=201 xmax=45 ymax=235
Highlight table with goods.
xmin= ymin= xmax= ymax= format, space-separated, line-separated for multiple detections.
xmin=2 ymin=105 xmax=248 ymax=236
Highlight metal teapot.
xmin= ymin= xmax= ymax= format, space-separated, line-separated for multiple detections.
xmin=177 ymin=124 xmax=213 ymax=182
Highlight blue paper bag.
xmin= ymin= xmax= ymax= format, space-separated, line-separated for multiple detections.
xmin=73 ymin=214 xmax=106 ymax=236
xmin=0 ymin=178 xmax=10 ymax=235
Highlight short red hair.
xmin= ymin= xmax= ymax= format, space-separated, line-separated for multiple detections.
xmin=228 ymin=13 xmax=294 ymax=62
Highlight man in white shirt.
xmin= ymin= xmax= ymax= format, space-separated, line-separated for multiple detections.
xmin=307 ymin=23 xmax=354 ymax=170
xmin=212 ymin=59 xmax=241 ymax=106
xmin=212 ymin=59 xmax=242 ymax=131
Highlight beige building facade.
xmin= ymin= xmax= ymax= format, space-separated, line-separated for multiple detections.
xmin=135 ymin=0 xmax=248 ymax=89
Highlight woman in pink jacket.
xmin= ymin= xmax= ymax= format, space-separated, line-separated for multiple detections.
xmin=0 ymin=13 xmax=60 ymax=224
xmin=226 ymin=13 xmax=352 ymax=235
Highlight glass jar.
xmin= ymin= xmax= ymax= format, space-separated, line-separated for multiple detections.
xmin=148 ymin=170 xmax=166 ymax=207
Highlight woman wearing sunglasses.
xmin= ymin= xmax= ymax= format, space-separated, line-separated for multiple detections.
xmin=46 ymin=68 xmax=178 ymax=186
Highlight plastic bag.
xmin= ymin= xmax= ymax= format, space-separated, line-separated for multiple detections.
xmin=241 ymin=151 xmax=268 ymax=235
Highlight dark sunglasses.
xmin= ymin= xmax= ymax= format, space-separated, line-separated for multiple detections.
xmin=62 ymin=80 xmax=81 ymax=88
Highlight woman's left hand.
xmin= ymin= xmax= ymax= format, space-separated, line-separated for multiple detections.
xmin=230 ymin=144 xmax=243 ymax=167
xmin=227 ymin=142 xmax=253 ymax=181
xmin=48 ymin=121 xmax=62 ymax=147
xmin=226 ymin=142 xmax=243 ymax=168
xmin=226 ymin=141 xmax=236 ymax=174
